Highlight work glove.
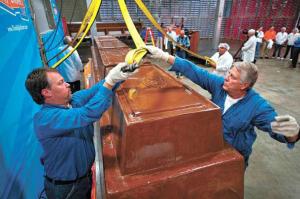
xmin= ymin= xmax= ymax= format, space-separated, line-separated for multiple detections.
xmin=105 ymin=62 xmax=137 ymax=87
xmin=271 ymin=115 xmax=300 ymax=137
xmin=145 ymin=46 xmax=170 ymax=62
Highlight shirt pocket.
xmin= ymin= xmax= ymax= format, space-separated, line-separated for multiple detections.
xmin=228 ymin=116 xmax=249 ymax=137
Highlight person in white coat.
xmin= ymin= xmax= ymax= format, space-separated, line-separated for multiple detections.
xmin=283 ymin=28 xmax=299 ymax=60
xmin=210 ymin=43 xmax=233 ymax=77
xmin=241 ymin=29 xmax=257 ymax=63
xmin=164 ymin=27 xmax=177 ymax=55
xmin=272 ymin=27 xmax=288 ymax=59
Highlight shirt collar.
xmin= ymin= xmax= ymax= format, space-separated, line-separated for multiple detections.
xmin=43 ymin=103 xmax=72 ymax=109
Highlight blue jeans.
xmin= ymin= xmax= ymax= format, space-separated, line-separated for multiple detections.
xmin=44 ymin=175 xmax=92 ymax=199
xmin=255 ymin=42 xmax=261 ymax=59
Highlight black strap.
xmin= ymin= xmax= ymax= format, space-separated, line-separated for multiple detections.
xmin=45 ymin=172 xmax=91 ymax=185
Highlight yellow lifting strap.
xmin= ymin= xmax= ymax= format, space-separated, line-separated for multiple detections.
xmin=50 ymin=0 xmax=213 ymax=68
xmin=118 ymin=0 xmax=148 ymax=65
xmin=134 ymin=0 xmax=211 ymax=64
xmin=50 ymin=0 xmax=102 ymax=68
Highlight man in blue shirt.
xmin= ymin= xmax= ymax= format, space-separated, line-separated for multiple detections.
xmin=175 ymin=30 xmax=190 ymax=78
xmin=176 ymin=30 xmax=190 ymax=59
xmin=145 ymin=46 xmax=300 ymax=167
xmin=291 ymin=33 xmax=300 ymax=68
xmin=25 ymin=63 xmax=136 ymax=199
xmin=140 ymin=27 xmax=147 ymax=41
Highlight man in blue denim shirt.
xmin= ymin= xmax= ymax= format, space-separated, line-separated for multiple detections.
xmin=291 ymin=33 xmax=300 ymax=68
xmin=146 ymin=46 xmax=300 ymax=167
xmin=175 ymin=30 xmax=190 ymax=78
xmin=25 ymin=63 xmax=136 ymax=199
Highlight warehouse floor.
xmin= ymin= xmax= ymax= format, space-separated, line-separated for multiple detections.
xmin=78 ymin=38 xmax=300 ymax=199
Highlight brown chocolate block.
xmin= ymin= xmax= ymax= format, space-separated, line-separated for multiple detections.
xmin=111 ymin=63 xmax=224 ymax=175
xmin=91 ymin=46 xmax=102 ymax=82
xmin=93 ymin=36 xmax=130 ymax=78
xmin=103 ymin=132 xmax=244 ymax=199
xmin=98 ymin=48 xmax=129 ymax=68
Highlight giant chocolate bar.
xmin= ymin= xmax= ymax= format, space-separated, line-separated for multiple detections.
xmin=103 ymin=134 xmax=244 ymax=199
xmin=111 ymin=63 xmax=224 ymax=175
xmin=91 ymin=36 xmax=244 ymax=199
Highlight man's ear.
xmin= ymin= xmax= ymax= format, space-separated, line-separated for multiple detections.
xmin=241 ymin=82 xmax=250 ymax=91
xmin=41 ymin=88 xmax=52 ymax=98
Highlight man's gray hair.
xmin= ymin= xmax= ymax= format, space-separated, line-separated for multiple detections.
xmin=234 ymin=62 xmax=258 ymax=88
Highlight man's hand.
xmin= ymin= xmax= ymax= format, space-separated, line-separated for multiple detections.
xmin=271 ymin=115 xmax=300 ymax=138
xmin=105 ymin=62 xmax=137 ymax=87
xmin=205 ymin=57 xmax=216 ymax=67
xmin=145 ymin=46 xmax=170 ymax=62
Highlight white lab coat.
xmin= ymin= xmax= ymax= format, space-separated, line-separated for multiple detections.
xmin=275 ymin=32 xmax=288 ymax=45
xmin=242 ymin=35 xmax=257 ymax=62
xmin=211 ymin=51 xmax=233 ymax=77
xmin=164 ymin=31 xmax=177 ymax=50
xmin=256 ymin=31 xmax=264 ymax=43
xmin=287 ymin=33 xmax=297 ymax=46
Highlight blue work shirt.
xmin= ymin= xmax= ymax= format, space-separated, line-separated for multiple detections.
xmin=34 ymin=80 xmax=112 ymax=180
xmin=171 ymin=57 xmax=294 ymax=166
xmin=176 ymin=35 xmax=190 ymax=48
xmin=157 ymin=30 xmax=163 ymax=38
xmin=294 ymin=36 xmax=300 ymax=47
xmin=140 ymin=29 xmax=146 ymax=40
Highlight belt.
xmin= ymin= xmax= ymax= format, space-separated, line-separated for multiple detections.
xmin=45 ymin=172 xmax=91 ymax=185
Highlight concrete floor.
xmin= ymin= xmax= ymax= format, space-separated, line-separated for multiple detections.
xmin=79 ymin=38 xmax=300 ymax=199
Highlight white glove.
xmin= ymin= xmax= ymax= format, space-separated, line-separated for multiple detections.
xmin=271 ymin=115 xmax=300 ymax=137
xmin=105 ymin=62 xmax=136 ymax=86
xmin=145 ymin=46 xmax=170 ymax=62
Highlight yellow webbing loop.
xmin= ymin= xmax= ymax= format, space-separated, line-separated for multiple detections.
xmin=50 ymin=0 xmax=102 ymax=68
xmin=204 ymin=56 xmax=216 ymax=66
xmin=134 ymin=0 xmax=208 ymax=63
xmin=118 ymin=0 xmax=148 ymax=64
xmin=125 ymin=48 xmax=148 ymax=64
